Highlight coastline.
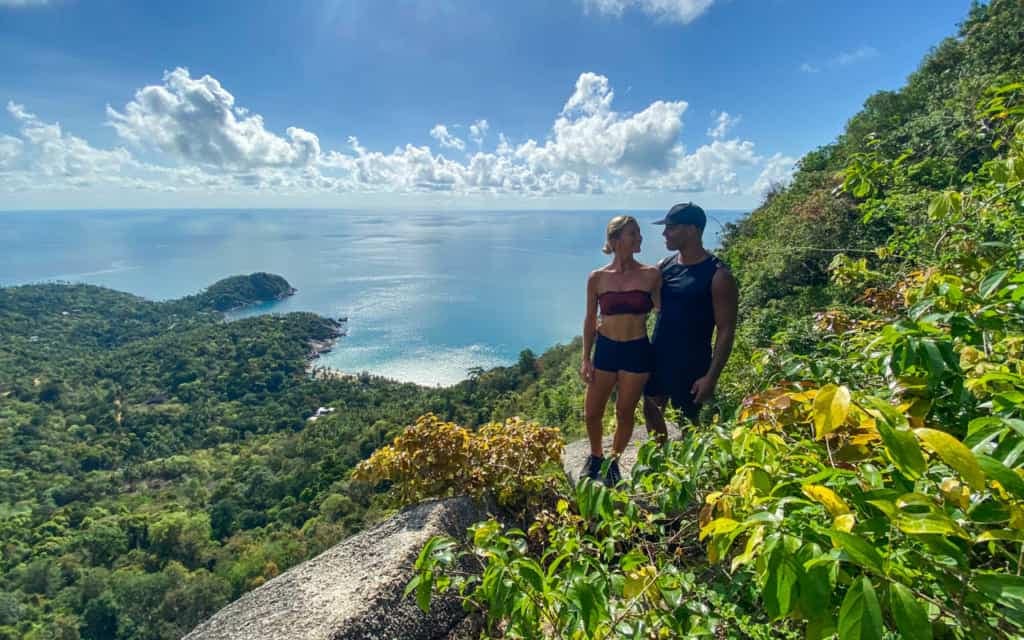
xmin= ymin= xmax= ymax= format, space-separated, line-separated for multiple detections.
xmin=305 ymin=318 xmax=353 ymax=380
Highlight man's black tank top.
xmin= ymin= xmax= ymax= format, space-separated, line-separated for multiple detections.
xmin=652 ymin=253 xmax=724 ymax=373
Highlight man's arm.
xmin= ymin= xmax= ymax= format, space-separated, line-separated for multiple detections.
xmin=691 ymin=267 xmax=738 ymax=404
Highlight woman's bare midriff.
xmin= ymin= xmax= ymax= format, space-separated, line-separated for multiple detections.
xmin=597 ymin=314 xmax=648 ymax=342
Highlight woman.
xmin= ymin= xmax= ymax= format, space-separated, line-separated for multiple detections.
xmin=579 ymin=215 xmax=661 ymax=485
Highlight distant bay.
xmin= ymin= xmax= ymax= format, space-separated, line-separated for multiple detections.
xmin=0 ymin=208 xmax=747 ymax=385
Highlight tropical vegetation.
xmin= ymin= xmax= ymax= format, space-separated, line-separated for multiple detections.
xmin=393 ymin=2 xmax=1024 ymax=638
xmin=3 ymin=1 xmax=1024 ymax=638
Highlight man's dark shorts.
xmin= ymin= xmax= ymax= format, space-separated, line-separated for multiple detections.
xmin=644 ymin=352 xmax=705 ymax=423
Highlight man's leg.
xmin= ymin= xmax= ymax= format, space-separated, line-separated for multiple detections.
xmin=673 ymin=374 xmax=703 ymax=431
xmin=679 ymin=401 xmax=701 ymax=428
xmin=643 ymin=394 xmax=669 ymax=444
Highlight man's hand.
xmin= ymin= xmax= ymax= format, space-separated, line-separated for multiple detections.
xmin=580 ymin=359 xmax=595 ymax=384
xmin=691 ymin=375 xmax=717 ymax=405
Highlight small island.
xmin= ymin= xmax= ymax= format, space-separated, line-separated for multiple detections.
xmin=185 ymin=272 xmax=297 ymax=312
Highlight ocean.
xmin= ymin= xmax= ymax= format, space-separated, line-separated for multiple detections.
xmin=0 ymin=208 xmax=747 ymax=386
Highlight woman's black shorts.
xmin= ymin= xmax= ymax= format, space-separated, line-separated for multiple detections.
xmin=593 ymin=333 xmax=653 ymax=374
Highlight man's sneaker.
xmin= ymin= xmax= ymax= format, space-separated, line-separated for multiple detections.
xmin=604 ymin=457 xmax=622 ymax=486
xmin=579 ymin=454 xmax=604 ymax=484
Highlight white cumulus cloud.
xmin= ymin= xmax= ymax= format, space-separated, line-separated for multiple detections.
xmin=513 ymin=72 xmax=687 ymax=177
xmin=7 ymin=101 xmax=133 ymax=184
xmin=752 ymin=152 xmax=797 ymax=195
xmin=5 ymin=68 xmax=790 ymax=201
xmin=469 ymin=119 xmax=489 ymax=146
xmin=0 ymin=134 xmax=23 ymax=168
xmin=106 ymin=67 xmax=321 ymax=170
xmin=582 ymin=0 xmax=714 ymax=24
xmin=706 ymin=111 xmax=740 ymax=139
xmin=428 ymin=124 xmax=466 ymax=152
xmin=643 ymin=138 xmax=760 ymax=195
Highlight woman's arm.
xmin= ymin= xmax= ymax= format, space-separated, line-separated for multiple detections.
xmin=650 ymin=268 xmax=662 ymax=313
xmin=580 ymin=271 xmax=599 ymax=383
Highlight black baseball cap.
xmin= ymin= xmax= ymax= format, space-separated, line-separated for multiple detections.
xmin=652 ymin=202 xmax=706 ymax=230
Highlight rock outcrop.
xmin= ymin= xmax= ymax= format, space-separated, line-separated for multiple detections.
xmin=184 ymin=496 xmax=483 ymax=640
xmin=562 ymin=422 xmax=682 ymax=484
xmin=186 ymin=423 xmax=684 ymax=639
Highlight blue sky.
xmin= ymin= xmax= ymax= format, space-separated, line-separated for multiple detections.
xmin=0 ymin=0 xmax=972 ymax=210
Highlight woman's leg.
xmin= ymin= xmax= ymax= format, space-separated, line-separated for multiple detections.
xmin=612 ymin=371 xmax=650 ymax=455
xmin=584 ymin=369 xmax=618 ymax=456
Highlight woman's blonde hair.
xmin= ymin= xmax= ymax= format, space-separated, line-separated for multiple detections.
xmin=602 ymin=215 xmax=639 ymax=254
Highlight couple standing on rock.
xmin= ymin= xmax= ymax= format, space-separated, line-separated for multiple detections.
xmin=579 ymin=202 xmax=739 ymax=485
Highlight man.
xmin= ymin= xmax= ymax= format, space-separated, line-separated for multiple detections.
xmin=643 ymin=202 xmax=738 ymax=441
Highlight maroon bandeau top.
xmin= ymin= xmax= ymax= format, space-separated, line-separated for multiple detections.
xmin=598 ymin=289 xmax=654 ymax=316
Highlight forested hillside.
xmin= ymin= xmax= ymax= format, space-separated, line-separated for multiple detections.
xmin=387 ymin=2 xmax=1024 ymax=638
xmin=0 ymin=269 xmax=588 ymax=639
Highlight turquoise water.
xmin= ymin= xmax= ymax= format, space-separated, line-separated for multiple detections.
xmin=0 ymin=209 xmax=746 ymax=385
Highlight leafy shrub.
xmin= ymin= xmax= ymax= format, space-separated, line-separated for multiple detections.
xmin=353 ymin=413 xmax=564 ymax=507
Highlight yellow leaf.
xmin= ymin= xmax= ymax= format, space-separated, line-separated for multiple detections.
xmin=700 ymin=517 xmax=740 ymax=541
xmin=914 ymin=428 xmax=986 ymax=491
xmin=813 ymin=384 xmax=851 ymax=439
xmin=802 ymin=484 xmax=851 ymax=517
xmin=1012 ymin=506 xmax=1024 ymax=530
xmin=790 ymin=391 xmax=815 ymax=403
xmin=833 ymin=513 xmax=856 ymax=532
xmin=976 ymin=529 xmax=1024 ymax=543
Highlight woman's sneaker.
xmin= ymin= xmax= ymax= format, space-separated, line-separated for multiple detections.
xmin=579 ymin=454 xmax=604 ymax=484
xmin=604 ymin=457 xmax=622 ymax=486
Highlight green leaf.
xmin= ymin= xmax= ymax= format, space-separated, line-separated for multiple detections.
xmin=619 ymin=548 xmax=648 ymax=572
xmin=992 ymin=161 xmax=1011 ymax=183
xmin=888 ymin=583 xmax=932 ymax=640
xmin=861 ymin=397 xmax=925 ymax=480
xmin=969 ymin=499 xmax=1010 ymax=524
xmin=976 ymin=454 xmax=1024 ymax=500
xmin=917 ymin=339 xmax=952 ymax=380
xmin=515 ymin=558 xmax=546 ymax=593
xmin=965 ymin=417 xmax=1008 ymax=448
xmin=404 ymin=573 xmax=422 ymax=599
xmin=814 ymin=384 xmax=851 ymax=439
xmin=806 ymin=616 xmax=838 ymax=640
xmin=416 ymin=572 xmax=433 ymax=613
xmin=838 ymin=577 xmax=883 ymax=640
xmin=927 ymin=193 xmax=949 ymax=219
xmin=974 ymin=572 xmax=1024 ymax=613
xmin=895 ymin=513 xmax=970 ymax=539
xmin=826 ymin=530 xmax=884 ymax=574
xmin=853 ymin=177 xmax=871 ymax=198
xmin=866 ymin=499 xmax=898 ymax=520
xmin=915 ymin=428 xmax=986 ymax=491
xmin=763 ymin=536 xmax=801 ymax=619
xmin=415 ymin=535 xmax=445 ymax=569
xmin=980 ymin=269 xmax=1011 ymax=300
xmin=798 ymin=543 xmax=832 ymax=618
